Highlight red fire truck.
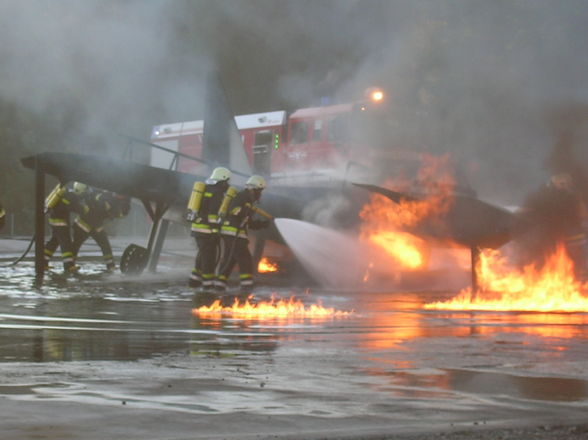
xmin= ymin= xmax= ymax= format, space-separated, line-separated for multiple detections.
xmin=150 ymin=88 xmax=420 ymax=180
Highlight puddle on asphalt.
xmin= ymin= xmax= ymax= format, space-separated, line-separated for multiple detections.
xmin=2 ymin=261 xmax=588 ymax=402
xmin=0 ymin=263 xmax=354 ymax=362
xmin=363 ymin=368 xmax=588 ymax=402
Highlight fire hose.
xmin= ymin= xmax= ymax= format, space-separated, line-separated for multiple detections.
xmin=0 ymin=234 xmax=37 ymax=267
xmin=1 ymin=206 xmax=50 ymax=267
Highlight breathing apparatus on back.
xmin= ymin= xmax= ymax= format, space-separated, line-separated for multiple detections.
xmin=186 ymin=182 xmax=206 ymax=222
xmin=45 ymin=184 xmax=66 ymax=210
xmin=218 ymin=186 xmax=238 ymax=223
xmin=186 ymin=167 xmax=232 ymax=222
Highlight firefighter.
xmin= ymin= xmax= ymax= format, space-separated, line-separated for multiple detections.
xmin=517 ymin=172 xmax=588 ymax=279
xmin=187 ymin=166 xmax=234 ymax=290
xmin=44 ymin=182 xmax=89 ymax=273
xmin=0 ymin=202 xmax=5 ymax=231
xmin=71 ymin=189 xmax=130 ymax=272
xmin=217 ymin=175 xmax=273 ymax=293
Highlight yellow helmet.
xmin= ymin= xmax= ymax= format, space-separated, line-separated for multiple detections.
xmin=246 ymin=175 xmax=267 ymax=190
xmin=208 ymin=167 xmax=231 ymax=183
xmin=72 ymin=182 xmax=88 ymax=195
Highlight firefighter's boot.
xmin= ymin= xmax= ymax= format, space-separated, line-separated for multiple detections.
xmin=214 ymin=275 xmax=228 ymax=292
xmin=189 ymin=269 xmax=202 ymax=288
xmin=239 ymin=274 xmax=254 ymax=295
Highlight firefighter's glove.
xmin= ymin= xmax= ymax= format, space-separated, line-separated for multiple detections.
xmin=250 ymin=219 xmax=270 ymax=230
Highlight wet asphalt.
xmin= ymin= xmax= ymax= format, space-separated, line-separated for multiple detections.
xmin=1 ymin=239 xmax=588 ymax=439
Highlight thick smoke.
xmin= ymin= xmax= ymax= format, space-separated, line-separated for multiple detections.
xmin=211 ymin=0 xmax=588 ymax=206
xmin=2 ymin=0 xmax=588 ymax=207
xmin=0 ymin=0 xmax=213 ymax=155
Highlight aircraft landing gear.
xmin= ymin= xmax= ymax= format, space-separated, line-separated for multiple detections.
xmin=120 ymin=244 xmax=149 ymax=275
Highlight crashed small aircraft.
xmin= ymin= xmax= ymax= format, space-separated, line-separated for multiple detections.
xmin=21 ymin=73 xmax=517 ymax=288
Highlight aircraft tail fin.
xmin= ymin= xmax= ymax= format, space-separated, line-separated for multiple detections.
xmin=202 ymin=71 xmax=251 ymax=184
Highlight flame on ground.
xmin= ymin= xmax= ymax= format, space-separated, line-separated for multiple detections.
xmin=193 ymin=295 xmax=353 ymax=319
xmin=258 ymin=257 xmax=279 ymax=273
xmin=425 ymin=244 xmax=588 ymax=312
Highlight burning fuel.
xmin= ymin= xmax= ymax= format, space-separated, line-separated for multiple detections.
xmin=359 ymin=155 xmax=457 ymax=270
xmin=257 ymin=257 xmax=279 ymax=273
xmin=193 ymin=295 xmax=353 ymax=319
xmin=365 ymin=230 xmax=426 ymax=269
xmin=425 ymin=244 xmax=588 ymax=312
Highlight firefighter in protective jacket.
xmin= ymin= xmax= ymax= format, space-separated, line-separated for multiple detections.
xmin=217 ymin=175 xmax=272 ymax=293
xmin=71 ymin=189 xmax=130 ymax=271
xmin=44 ymin=182 xmax=89 ymax=273
xmin=187 ymin=166 xmax=234 ymax=290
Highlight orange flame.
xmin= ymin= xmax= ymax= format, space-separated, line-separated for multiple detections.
xmin=258 ymin=257 xmax=279 ymax=273
xmin=366 ymin=231 xmax=425 ymax=269
xmin=425 ymin=244 xmax=588 ymax=312
xmin=359 ymin=154 xmax=456 ymax=269
xmin=193 ymin=295 xmax=352 ymax=319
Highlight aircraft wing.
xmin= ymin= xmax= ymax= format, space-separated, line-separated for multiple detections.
xmin=352 ymin=183 xmax=419 ymax=203
xmin=353 ymin=183 xmax=515 ymax=249
xmin=21 ymin=152 xmax=202 ymax=207
xmin=436 ymin=194 xmax=515 ymax=248
xmin=20 ymin=151 xmax=319 ymax=222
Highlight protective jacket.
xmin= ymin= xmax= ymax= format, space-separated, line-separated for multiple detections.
xmin=189 ymin=181 xmax=229 ymax=288
xmin=220 ymin=189 xmax=257 ymax=239
xmin=190 ymin=182 xmax=227 ymax=234
xmin=44 ymin=190 xmax=88 ymax=272
xmin=47 ymin=190 xmax=88 ymax=227
xmin=74 ymin=191 xmax=126 ymax=233
xmin=217 ymin=188 xmax=270 ymax=292
xmin=72 ymin=191 xmax=128 ymax=270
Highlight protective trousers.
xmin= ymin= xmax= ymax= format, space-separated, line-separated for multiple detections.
xmin=44 ymin=225 xmax=75 ymax=271
xmin=72 ymin=225 xmax=115 ymax=270
xmin=218 ymin=235 xmax=253 ymax=292
xmin=192 ymin=233 xmax=220 ymax=289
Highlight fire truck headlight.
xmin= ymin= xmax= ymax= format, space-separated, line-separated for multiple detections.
xmin=364 ymin=87 xmax=385 ymax=103
xmin=371 ymin=90 xmax=384 ymax=102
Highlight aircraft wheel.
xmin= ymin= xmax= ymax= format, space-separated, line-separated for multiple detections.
xmin=120 ymin=244 xmax=149 ymax=275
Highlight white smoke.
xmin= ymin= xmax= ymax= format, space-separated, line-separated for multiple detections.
xmin=2 ymin=0 xmax=588 ymax=206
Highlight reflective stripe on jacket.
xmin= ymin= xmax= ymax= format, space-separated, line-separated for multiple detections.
xmin=191 ymin=183 xmax=226 ymax=233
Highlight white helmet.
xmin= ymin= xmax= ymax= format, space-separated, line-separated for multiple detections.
xmin=246 ymin=175 xmax=267 ymax=190
xmin=72 ymin=182 xmax=87 ymax=195
xmin=208 ymin=167 xmax=231 ymax=183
